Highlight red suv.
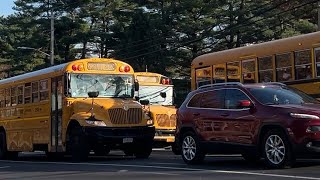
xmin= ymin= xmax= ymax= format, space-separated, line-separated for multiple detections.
xmin=174 ymin=82 xmax=320 ymax=168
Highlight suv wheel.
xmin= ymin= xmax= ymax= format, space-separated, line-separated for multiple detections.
xmin=262 ymin=129 xmax=295 ymax=168
xmin=181 ymin=132 xmax=205 ymax=164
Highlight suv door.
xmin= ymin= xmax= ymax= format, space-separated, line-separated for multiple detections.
xmin=192 ymin=89 xmax=226 ymax=142
xmin=223 ymin=88 xmax=258 ymax=144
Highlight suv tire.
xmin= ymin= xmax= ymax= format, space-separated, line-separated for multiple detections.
xmin=262 ymin=129 xmax=295 ymax=169
xmin=181 ymin=132 xmax=205 ymax=164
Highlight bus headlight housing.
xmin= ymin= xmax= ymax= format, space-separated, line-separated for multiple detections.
xmin=86 ymin=120 xmax=107 ymax=126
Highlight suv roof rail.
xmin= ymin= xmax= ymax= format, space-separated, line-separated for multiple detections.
xmin=198 ymin=82 xmax=243 ymax=89
xmin=263 ymin=82 xmax=287 ymax=86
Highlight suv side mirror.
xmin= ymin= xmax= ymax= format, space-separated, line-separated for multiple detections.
xmin=140 ymin=100 xmax=149 ymax=105
xmin=134 ymin=81 xmax=139 ymax=91
xmin=88 ymin=91 xmax=99 ymax=98
xmin=135 ymin=96 xmax=140 ymax=101
xmin=238 ymin=100 xmax=253 ymax=108
xmin=160 ymin=92 xmax=166 ymax=98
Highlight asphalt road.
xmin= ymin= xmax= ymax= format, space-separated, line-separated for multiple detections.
xmin=0 ymin=149 xmax=320 ymax=180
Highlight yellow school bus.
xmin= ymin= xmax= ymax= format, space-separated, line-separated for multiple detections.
xmin=134 ymin=72 xmax=176 ymax=146
xmin=191 ymin=31 xmax=320 ymax=97
xmin=0 ymin=58 xmax=155 ymax=160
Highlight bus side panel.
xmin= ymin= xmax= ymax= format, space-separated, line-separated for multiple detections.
xmin=6 ymin=102 xmax=50 ymax=151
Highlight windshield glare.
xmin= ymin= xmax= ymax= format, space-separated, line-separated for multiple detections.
xmin=249 ymin=86 xmax=320 ymax=105
xmin=139 ymin=86 xmax=174 ymax=105
xmin=70 ymin=74 xmax=134 ymax=98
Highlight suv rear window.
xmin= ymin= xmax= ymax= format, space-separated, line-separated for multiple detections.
xmin=200 ymin=90 xmax=224 ymax=109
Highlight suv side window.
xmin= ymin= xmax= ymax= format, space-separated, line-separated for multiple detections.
xmin=187 ymin=93 xmax=202 ymax=107
xmin=200 ymin=89 xmax=225 ymax=109
xmin=225 ymin=89 xmax=250 ymax=109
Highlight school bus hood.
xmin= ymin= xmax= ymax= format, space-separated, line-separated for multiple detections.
xmin=149 ymin=105 xmax=177 ymax=115
xmin=72 ymin=98 xmax=142 ymax=110
xmin=148 ymin=105 xmax=177 ymax=129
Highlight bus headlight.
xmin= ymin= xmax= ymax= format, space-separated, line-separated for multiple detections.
xmin=86 ymin=120 xmax=107 ymax=126
xmin=147 ymin=119 xmax=154 ymax=125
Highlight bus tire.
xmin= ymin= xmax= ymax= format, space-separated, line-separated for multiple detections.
xmin=134 ymin=140 xmax=153 ymax=159
xmin=69 ymin=126 xmax=89 ymax=161
xmin=0 ymin=131 xmax=18 ymax=160
xmin=0 ymin=132 xmax=7 ymax=160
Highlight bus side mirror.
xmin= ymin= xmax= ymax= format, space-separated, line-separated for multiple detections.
xmin=160 ymin=92 xmax=166 ymax=98
xmin=135 ymin=81 xmax=139 ymax=91
xmin=88 ymin=91 xmax=99 ymax=98
xmin=140 ymin=100 xmax=149 ymax=105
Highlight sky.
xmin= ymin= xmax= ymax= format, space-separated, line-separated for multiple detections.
xmin=0 ymin=0 xmax=15 ymax=17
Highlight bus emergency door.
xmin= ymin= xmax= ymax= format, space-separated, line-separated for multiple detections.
xmin=51 ymin=76 xmax=63 ymax=152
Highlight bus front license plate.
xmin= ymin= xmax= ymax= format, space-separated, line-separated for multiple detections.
xmin=123 ymin=138 xmax=133 ymax=143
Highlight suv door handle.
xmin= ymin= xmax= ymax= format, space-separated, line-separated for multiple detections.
xmin=221 ymin=113 xmax=230 ymax=117
xmin=193 ymin=112 xmax=200 ymax=116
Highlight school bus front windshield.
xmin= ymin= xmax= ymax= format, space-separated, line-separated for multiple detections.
xmin=70 ymin=74 xmax=134 ymax=98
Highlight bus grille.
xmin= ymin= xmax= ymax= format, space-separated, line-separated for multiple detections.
xmin=156 ymin=114 xmax=176 ymax=127
xmin=108 ymin=108 xmax=142 ymax=124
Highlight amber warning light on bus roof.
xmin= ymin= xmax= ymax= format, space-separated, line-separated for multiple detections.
xmin=72 ymin=64 xmax=84 ymax=71
xmin=119 ymin=65 xmax=131 ymax=73
xmin=161 ymin=78 xmax=170 ymax=85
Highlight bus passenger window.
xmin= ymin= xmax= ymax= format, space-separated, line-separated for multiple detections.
xmin=295 ymin=50 xmax=311 ymax=80
xmin=11 ymin=87 xmax=17 ymax=106
xmin=276 ymin=53 xmax=292 ymax=82
xmin=227 ymin=62 xmax=240 ymax=82
xmin=314 ymin=48 xmax=320 ymax=77
xmin=213 ymin=64 xmax=226 ymax=83
xmin=242 ymin=59 xmax=256 ymax=84
xmin=0 ymin=89 xmax=4 ymax=108
xmin=40 ymin=80 xmax=49 ymax=101
xmin=24 ymin=83 xmax=31 ymax=104
xmin=196 ymin=67 xmax=212 ymax=88
xmin=5 ymin=88 xmax=10 ymax=107
xmin=17 ymin=86 xmax=23 ymax=104
xmin=32 ymin=82 xmax=39 ymax=103
xmin=258 ymin=56 xmax=273 ymax=82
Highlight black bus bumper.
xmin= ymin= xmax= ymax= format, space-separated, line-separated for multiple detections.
xmin=83 ymin=126 xmax=155 ymax=145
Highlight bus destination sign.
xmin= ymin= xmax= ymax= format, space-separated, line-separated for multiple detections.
xmin=87 ymin=62 xmax=116 ymax=71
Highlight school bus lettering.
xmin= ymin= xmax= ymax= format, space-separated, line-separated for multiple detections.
xmin=87 ymin=62 xmax=116 ymax=71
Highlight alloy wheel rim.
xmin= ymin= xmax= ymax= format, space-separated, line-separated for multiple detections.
xmin=182 ymin=136 xmax=196 ymax=161
xmin=265 ymin=135 xmax=285 ymax=165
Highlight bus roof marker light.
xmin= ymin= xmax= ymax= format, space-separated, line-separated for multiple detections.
xmin=119 ymin=66 xmax=124 ymax=72
xmin=72 ymin=64 xmax=78 ymax=71
xmin=124 ymin=65 xmax=130 ymax=72
xmin=119 ymin=65 xmax=130 ymax=72
xmin=77 ymin=64 xmax=84 ymax=71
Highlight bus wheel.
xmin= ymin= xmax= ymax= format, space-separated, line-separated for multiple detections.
xmin=0 ymin=132 xmax=7 ymax=160
xmin=0 ymin=132 xmax=17 ymax=160
xmin=69 ymin=126 xmax=89 ymax=161
xmin=134 ymin=140 xmax=153 ymax=159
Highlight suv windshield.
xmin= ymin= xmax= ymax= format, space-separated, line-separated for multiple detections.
xmin=249 ymin=86 xmax=320 ymax=105
xmin=70 ymin=74 xmax=134 ymax=98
